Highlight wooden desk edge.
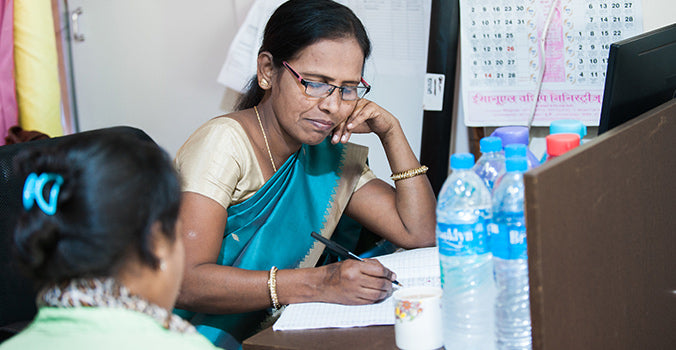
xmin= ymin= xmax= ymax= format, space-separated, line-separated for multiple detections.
xmin=243 ymin=325 xmax=396 ymax=350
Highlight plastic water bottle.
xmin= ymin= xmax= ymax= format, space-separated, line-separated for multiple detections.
xmin=540 ymin=120 xmax=587 ymax=163
xmin=504 ymin=144 xmax=527 ymax=162
xmin=549 ymin=119 xmax=587 ymax=140
xmin=490 ymin=126 xmax=540 ymax=169
xmin=543 ymin=133 xmax=580 ymax=163
xmin=436 ymin=153 xmax=495 ymax=350
xmin=493 ymin=144 xmax=531 ymax=190
xmin=490 ymin=157 xmax=531 ymax=350
xmin=473 ymin=136 xmax=505 ymax=193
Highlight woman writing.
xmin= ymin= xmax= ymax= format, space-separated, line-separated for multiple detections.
xmin=174 ymin=0 xmax=436 ymax=346
xmin=1 ymin=131 xmax=218 ymax=350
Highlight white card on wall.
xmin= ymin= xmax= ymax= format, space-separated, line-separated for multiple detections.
xmin=423 ymin=73 xmax=445 ymax=111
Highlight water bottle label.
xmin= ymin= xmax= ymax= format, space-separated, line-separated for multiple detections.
xmin=436 ymin=221 xmax=488 ymax=256
xmin=487 ymin=222 xmax=499 ymax=254
xmin=491 ymin=222 xmax=527 ymax=259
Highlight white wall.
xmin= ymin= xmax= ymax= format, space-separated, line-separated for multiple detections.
xmin=643 ymin=0 xmax=676 ymax=32
xmin=69 ymin=0 xmax=251 ymax=157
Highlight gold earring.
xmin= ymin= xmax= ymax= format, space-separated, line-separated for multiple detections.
xmin=260 ymin=79 xmax=269 ymax=88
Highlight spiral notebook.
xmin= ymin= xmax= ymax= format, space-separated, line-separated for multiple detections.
xmin=272 ymin=247 xmax=440 ymax=331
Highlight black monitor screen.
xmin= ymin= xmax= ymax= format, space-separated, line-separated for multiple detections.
xmin=598 ymin=23 xmax=676 ymax=135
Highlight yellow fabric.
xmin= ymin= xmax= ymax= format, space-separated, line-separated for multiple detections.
xmin=174 ymin=116 xmax=376 ymax=211
xmin=13 ymin=0 xmax=63 ymax=137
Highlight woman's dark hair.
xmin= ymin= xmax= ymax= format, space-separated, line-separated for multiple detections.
xmin=235 ymin=0 xmax=371 ymax=110
xmin=13 ymin=132 xmax=182 ymax=285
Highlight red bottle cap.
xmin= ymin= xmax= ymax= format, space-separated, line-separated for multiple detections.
xmin=546 ymin=133 xmax=580 ymax=157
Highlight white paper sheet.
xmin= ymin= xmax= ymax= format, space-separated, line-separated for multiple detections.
xmin=272 ymin=247 xmax=440 ymax=331
xmin=217 ymin=0 xmax=430 ymax=91
xmin=217 ymin=0 xmax=285 ymax=91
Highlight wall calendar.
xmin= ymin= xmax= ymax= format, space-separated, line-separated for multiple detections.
xmin=460 ymin=0 xmax=643 ymax=126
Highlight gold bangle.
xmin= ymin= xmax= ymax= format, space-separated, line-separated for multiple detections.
xmin=390 ymin=165 xmax=429 ymax=181
xmin=267 ymin=266 xmax=281 ymax=310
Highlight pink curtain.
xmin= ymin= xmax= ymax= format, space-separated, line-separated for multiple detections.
xmin=0 ymin=0 xmax=17 ymax=145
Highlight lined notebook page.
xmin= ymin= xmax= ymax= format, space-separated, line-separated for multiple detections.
xmin=273 ymin=247 xmax=440 ymax=330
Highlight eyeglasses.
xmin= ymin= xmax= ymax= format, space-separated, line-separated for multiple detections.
xmin=282 ymin=61 xmax=370 ymax=101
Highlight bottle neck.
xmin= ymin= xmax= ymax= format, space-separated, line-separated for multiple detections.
xmin=482 ymin=151 xmax=502 ymax=157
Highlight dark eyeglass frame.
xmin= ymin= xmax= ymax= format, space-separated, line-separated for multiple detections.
xmin=282 ymin=61 xmax=371 ymax=101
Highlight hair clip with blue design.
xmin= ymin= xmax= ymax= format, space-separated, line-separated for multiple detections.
xmin=23 ymin=172 xmax=64 ymax=216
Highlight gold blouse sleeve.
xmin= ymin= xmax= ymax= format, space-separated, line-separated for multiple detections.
xmin=174 ymin=117 xmax=264 ymax=210
xmin=354 ymin=162 xmax=377 ymax=192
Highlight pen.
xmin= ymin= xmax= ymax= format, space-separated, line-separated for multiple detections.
xmin=311 ymin=231 xmax=403 ymax=287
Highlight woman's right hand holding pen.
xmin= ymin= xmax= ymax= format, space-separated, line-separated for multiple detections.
xmin=316 ymin=259 xmax=396 ymax=305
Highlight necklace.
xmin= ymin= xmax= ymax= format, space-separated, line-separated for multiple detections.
xmin=254 ymin=105 xmax=277 ymax=172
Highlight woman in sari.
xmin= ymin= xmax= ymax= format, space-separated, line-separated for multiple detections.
xmin=173 ymin=0 xmax=436 ymax=347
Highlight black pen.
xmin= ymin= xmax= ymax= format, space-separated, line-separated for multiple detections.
xmin=311 ymin=231 xmax=402 ymax=287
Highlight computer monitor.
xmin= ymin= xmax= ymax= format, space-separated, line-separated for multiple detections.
xmin=598 ymin=23 xmax=676 ymax=135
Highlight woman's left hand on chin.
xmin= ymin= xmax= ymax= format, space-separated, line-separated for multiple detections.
xmin=331 ymin=99 xmax=399 ymax=144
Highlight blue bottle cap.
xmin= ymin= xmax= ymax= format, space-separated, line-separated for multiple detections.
xmin=550 ymin=119 xmax=587 ymax=138
xmin=450 ymin=153 xmax=475 ymax=170
xmin=479 ymin=136 xmax=502 ymax=153
xmin=505 ymin=144 xmax=527 ymax=158
xmin=505 ymin=157 xmax=528 ymax=172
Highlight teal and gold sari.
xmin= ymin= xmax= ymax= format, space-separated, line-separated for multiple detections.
xmin=179 ymin=138 xmax=369 ymax=347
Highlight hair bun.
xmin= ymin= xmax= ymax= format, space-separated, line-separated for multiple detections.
xmin=15 ymin=221 xmax=62 ymax=279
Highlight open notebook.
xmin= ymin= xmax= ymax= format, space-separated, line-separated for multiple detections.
xmin=273 ymin=247 xmax=440 ymax=330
